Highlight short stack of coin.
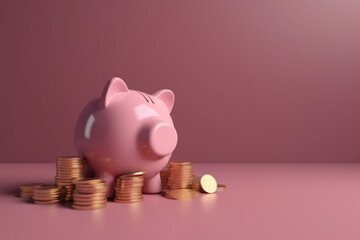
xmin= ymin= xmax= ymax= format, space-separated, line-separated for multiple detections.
xmin=191 ymin=176 xmax=201 ymax=191
xmin=160 ymin=167 xmax=169 ymax=189
xmin=114 ymin=172 xmax=145 ymax=203
xmin=167 ymin=161 xmax=193 ymax=190
xmin=32 ymin=185 xmax=64 ymax=204
xmin=72 ymin=178 xmax=108 ymax=210
xmin=55 ymin=156 xmax=85 ymax=201
xmin=19 ymin=183 xmax=46 ymax=199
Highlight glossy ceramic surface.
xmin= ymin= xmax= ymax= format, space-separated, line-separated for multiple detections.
xmin=74 ymin=78 xmax=177 ymax=196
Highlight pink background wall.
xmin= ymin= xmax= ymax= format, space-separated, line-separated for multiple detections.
xmin=1 ymin=0 xmax=360 ymax=163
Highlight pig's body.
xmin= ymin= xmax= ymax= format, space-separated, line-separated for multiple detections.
xmin=74 ymin=78 xmax=178 ymax=197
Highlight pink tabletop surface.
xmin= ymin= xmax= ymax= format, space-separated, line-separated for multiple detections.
xmin=1 ymin=163 xmax=360 ymax=240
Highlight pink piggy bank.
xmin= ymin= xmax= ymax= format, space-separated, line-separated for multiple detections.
xmin=74 ymin=77 xmax=178 ymax=197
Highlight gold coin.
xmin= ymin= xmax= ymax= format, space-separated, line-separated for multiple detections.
xmin=164 ymin=189 xmax=199 ymax=200
xmin=73 ymin=191 xmax=107 ymax=196
xmin=115 ymin=186 xmax=142 ymax=190
xmin=169 ymin=161 xmax=192 ymax=165
xmin=73 ymin=199 xmax=107 ymax=205
xmin=34 ymin=200 xmax=60 ymax=204
xmin=115 ymin=197 xmax=142 ymax=201
xmin=115 ymin=183 xmax=142 ymax=186
xmin=56 ymin=163 xmax=83 ymax=167
xmin=114 ymin=185 xmax=143 ymax=189
xmin=56 ymin=161 xmax=84 ymax=165
xmin=73 ymin=191 xmax=107 ymax=197
xmin=32 ymin=191 xmax=62 ymax=196
xmin=73 ymin=193 xmax=106 ymax=199
xmin=76 ymin=186 xmax=108 ymax=192
xmin=76 ymin=189 xmax=107 ymax=194
xmin=57 ymin=174 xmax=84 ymax=178
xmin=76 ymin=181 xmax=107 ymax=187
xmin=33 ymin=186 xmax=60 ymax=192
xmin=57 ymin=156 xmax=83 ymax=161
xmin=117 ymin=179 xmax=143 ymax=183
xmin=56 ymin=166 xmax=84 ymax=170
xmin=115 ymin=192 xmax=143 ymax=196
xmin=115 ymin=182 xmax=144 ymax=186
xmin=56 ymin=161 xmax=84 ymax=164
xmin=19 ymin=183 xmax=46 ymax=190
xmin=200 ymin=174 xmax=217 ymax=193
xmin=119 ymin=172 xmax=146 ymax=179
xmin=114 ymin=188 xmax=142 ymax=193
xmin=55 ymin=177 xmax=77 ymax=182
xmin=33 ymin=196 xmax=60 ymax=201
xmin=56 ymin=164 xmax=84 ymax=167
xmin=56 ymin=170 xmax=84 ymax=174
xmin=72 ymin=178 xmax=103 ymax=185
xmin=56 ymin=171 xmax=84 ymax=175
xmin=73 ymin=197 xmax=107 ymax=203
xmin=72 ymin=204 xmax=106 ymax=210
xmin=217 ymin=184 xmax=226 ymax=191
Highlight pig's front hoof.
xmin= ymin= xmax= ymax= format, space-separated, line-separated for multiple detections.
xmin=96 ymin=173 xmax=115 ymax=198
xmin=143 ymin=173 xmax=162 ymax=194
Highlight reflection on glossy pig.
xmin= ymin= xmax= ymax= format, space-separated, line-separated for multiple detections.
xmin=74 ymin=77 xmax=178 ymax=197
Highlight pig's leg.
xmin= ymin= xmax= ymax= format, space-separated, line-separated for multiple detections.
xmin=84 ymin=160 xmax=95 ymax=177
xmin=143 ymin=173 xmax=162 ymax=194
xmin=96 ymin=172 xmax=115 ymax=198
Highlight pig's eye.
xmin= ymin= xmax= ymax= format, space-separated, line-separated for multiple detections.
xmin=136 ymin=91 xmax=154 ymax=104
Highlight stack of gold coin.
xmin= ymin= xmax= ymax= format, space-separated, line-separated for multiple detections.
xmin=191 ymin=176 xmax=201 ymax=191
xmin=164 ymin=189 xmax=200 ymax=200
xmin=72 ymin=178 xmax=107 ymax=210
xmin=160 ymin=167 xmax=169 ymax=189
xmin=55 ymin=156 xmax=85 ymax=201
xmin=32 ymin=186 xmax=64 ymax=204
xmin=217 ymin=184 xmax=226 ymax=191
xmin=167 ymin=161 xmax=193 ymax=190
xmin=114 ymin=172 xmax=145 ymax=203
xmin=19 ymin=183 xmax=46 ymax=199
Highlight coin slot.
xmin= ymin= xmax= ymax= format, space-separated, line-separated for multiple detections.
xmin=147 ymin=95 xmax=154 ymax=104
xmin=137 ymin=91 xmax=149 ymax=102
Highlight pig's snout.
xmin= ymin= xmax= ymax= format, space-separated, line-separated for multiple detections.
xmin=140 ymin=123 xmax=178 ymax=158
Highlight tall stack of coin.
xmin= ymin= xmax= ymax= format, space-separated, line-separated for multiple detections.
xmin=55 ymin=156 xmax=85 ymax=201
xmin=160 ymin=167 xmax=169 ymax=189
xmin=114 ymin=172 xmax=145 ymax=203
xmin=167 ymin=161 xmax=193 ymax=190
xmin=32 ymin=186 xmax=64 ymax=204
xmin=19 ymin=183 xmax=46 ymax=199
xmin=72 ymin=178 xmax=108 ymax=210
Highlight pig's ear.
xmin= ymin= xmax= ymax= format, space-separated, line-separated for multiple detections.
xmin=153 ymin=89 xmax=175 ymax=112
xmin=98 ymin=77 xmax=129 ymax=108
